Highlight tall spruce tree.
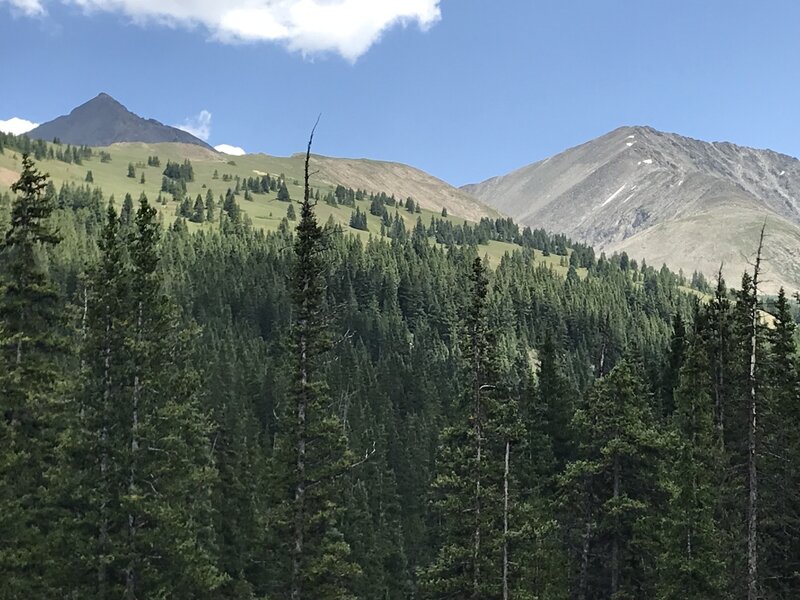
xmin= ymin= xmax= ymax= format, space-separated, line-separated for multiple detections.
xmin=123 ymin=199 xmax=223 ymax=598
xmin=0 ymin=155 xmax=65 ymax=599
xmin=560 ymin=360 xmax=664 ymax=599
xmin=58 ymin=200 xmax=223 ymax=598
xmin=269 ymin=122 xmax=361 ymax=600
xmin=420 ymin=257 xmax=533 ymax=599
xmin=658 ymin=335 xmax=727 ymax=599
xmin=761 ymin=288 xmax=800 ymax=597
xmin=58 ymin=204 xmax=130 ymax=598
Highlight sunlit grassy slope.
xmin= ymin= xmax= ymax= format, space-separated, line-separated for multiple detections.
xmin=0 ymin=141 xmax=579 ymax=274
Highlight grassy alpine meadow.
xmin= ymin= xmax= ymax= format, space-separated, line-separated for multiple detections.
xmin=0 ymin=139 xmax=587 ymax=274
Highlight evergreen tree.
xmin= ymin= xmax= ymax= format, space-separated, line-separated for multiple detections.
xmin=191 ymin=194 xmax=206 ymax=223
xmin=560 ymin=360 xmax=664 ymax=599
xmin=761 ymin=288 xmax=800 ymax=596
xmin=349 ymin=207 xmax=368 ymax=231
xmin=269 ymin=127 xmax=361 ymax=600
xmin=0 ymin=155 xmax=65 ymax=599
xmin=121 ymin=200 xmax=223 ymax=598
xmin=127 ymin=163 xmax=136 ymax=178
xmin=661 ymin=312 xmax=687 ymax=416
xmin=121 ymin=193 xmax=134 ymax=227
xmin=658 ymin=336 xmax=727 ymax=599
xmin=179 ymin=197 xmax=192 ymax=219
xmin=205 ymin=189 xmax=215 ymax=221
xmin=277 ymin=181 xmax=291 ymax=202
xmin=420 ymin=258 xmax=535 ymax=599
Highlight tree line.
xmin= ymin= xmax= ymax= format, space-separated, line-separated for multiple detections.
xmin=1 ymin=150 xmax=798 ymax=599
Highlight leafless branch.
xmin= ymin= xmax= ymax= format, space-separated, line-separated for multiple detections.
xmin=305 ymin=114 xmax=322 ymax=207
xmin=306 ymin=441 xmax=377 ymax=491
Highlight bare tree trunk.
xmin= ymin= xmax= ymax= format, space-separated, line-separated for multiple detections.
xmin=80 ymin=285 xmax=89 ymax=372
xmin=98 ymin=312 xmax=112 ymax=600
xmin=611 ymin=455 xmax=620 ymax=596
xmin=473 ymin=410 xmax=482 ymax=600
xmin=714 ymin=263 xmax=726 ymax=444
xmin=291 ymin=332 xmax=307 ymax=600
xmin=598 ymin=342 xmax=606 ymax=378
xmin=747 ymin=224 xmax=765 ymax=600
xmin=578 ymin=515 xmax=591 ymax=600
xmin=503 ymin=440 xmax=510 ymax=600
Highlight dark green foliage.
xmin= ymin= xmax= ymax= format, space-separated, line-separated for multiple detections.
xmin=1 ymin=153 xmax=799 ymax=599
xmin=61 ymin=200 xmax=222 ymax=598
xmin=191 ymin=194 xmax=206 ymax=223
xmin=369 ymin=195 xmax=389 ymax=218
xmin=277 ymin=181 xmax=291 ymax=202
xmin=560 ymin=360 xmax=665 ymax=599
xmin=268 ymin=157 xmax=361 ymax=599
xmin=163 ymin=159 xmax=194 ymax=182
xmin=204 ymin=190 xmax=215 ymax=221
xmin=120 ymin=193 xmax=134 ymax=227
xmin=761 ymin=288 xmax=800 ymax=597
xmin=349 ymin=206 xmax=368 ymax=230
xmin=657 ymin=336 xmax=727 ymax=599
xmin=420 ymin=258 xmax=543 ymax=599
xmin=127 ymin=162 xmax=136 ymax=178
xmin=0 ymin=155 xmax=65 ymax=599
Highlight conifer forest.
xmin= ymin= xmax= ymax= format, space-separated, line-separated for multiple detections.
xmin=2 ymin=129 xmax=800 ymax=600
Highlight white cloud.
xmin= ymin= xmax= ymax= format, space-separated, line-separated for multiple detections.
xmin=214 ymin=144 xmax=246 ymax=156
xmin=0 ymin=117 xmax=40 ymax=135
xmin=175 ymin=109 xmax=211 ymax=141
xmin=5 ymin=0 xmax=441 ymax=60
xmin=1 ymin=0 xmax=45 ymax=16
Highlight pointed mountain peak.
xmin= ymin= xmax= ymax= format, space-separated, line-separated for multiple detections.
xmin=28 ymin=93 xmax=212 ymax=150
xmin=70 ymin=92 xmax=131 ymax=117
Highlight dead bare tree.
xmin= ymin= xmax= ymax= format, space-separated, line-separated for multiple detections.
xmin=747 ymin=222 xmax=766 ymax=600
xmin=291 ymin=118 xmax=319 ymax=600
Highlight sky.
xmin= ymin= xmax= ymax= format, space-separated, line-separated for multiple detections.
xmin=1 ymin=0 xmax=799 ymax=186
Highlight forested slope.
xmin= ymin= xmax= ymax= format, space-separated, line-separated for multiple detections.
xmin=1 ymin=137 xmax=799 ymax=599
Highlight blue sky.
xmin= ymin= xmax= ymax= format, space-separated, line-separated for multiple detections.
xmin=1 ymin=0 xmax=799 ymax=186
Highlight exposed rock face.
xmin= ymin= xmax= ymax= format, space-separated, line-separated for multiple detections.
xmin=464 ymin=126 xmax=800 ymax=293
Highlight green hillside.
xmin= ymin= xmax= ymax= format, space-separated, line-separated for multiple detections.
xmin=0 ymin=137 xmax=580 ymax=271
xmin=4 ymin=146 xmax=799 ymax=600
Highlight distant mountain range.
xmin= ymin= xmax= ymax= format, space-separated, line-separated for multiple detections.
xmin=14 ymin=93 xmax=800 ymax=292
xmin=464 ymin=126 xmax=800 ymax=293
xmin=4 ymin=94 xmax=496 ymax=225
xmin=28 ymin=93 xmax=213 ymax=150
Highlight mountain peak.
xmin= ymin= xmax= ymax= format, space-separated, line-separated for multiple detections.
xmin=86 ymin=92 xmax=124 ymax=107
xmin=463 ymin=125 xmax=800 ymax=293
xmin=27 ymin=93 xmax=212 ymax=150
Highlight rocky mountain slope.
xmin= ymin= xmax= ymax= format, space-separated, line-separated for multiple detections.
xmin=28 ymin=93 xmax=213 ymax=149
xmin=464 ymin=126 xmax=800 ymax=293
